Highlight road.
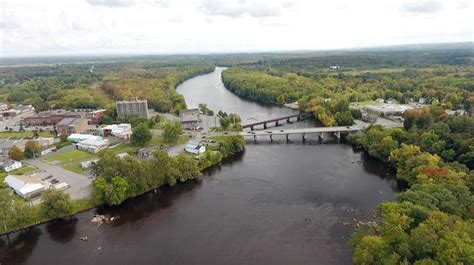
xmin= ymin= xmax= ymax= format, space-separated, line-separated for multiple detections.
xmin=25 ymin=159 xmax=92 ymax=200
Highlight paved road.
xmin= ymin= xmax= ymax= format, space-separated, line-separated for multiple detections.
xmin=25 ymin=159 xmax=92 ymax=200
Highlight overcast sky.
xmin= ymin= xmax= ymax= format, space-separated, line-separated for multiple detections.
xmin=0 ymin=0 xmax=472 ymax=57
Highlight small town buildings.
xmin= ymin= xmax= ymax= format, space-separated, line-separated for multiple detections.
xmin=102 ymin=123 xmax=132 ymax=139
xmin=179 ymin=108 xmax=201 ymax=129
xmin=56 ymin=117 xmax=88 ymax=135
xmin=80 ymin=158 xmax=101 ymax=169
xmin=116 ymin=97 xmax=149 ymax=119
xmin=363 ymin=103 xmax=413 ymax=117
xmin=4 ymin=174 xmax=47 ymax=199
xmin=185 ymin=139 xmax=206 ymax=154
xmin=68 ymin=133 xmax=94 ymax=143
xmin=362 ymin=113 xmax=378 ymax=123
xmin=75 ymin=135 xmax=109 ymax=153
xmin=24 ymin=110 xmax=81 ymax=126
xmin=0 ymin=138 xmax=54 ymax=157
xmin=0 ymin=160 xmax=22 ymax=172
xmin=375 ymin=98 xmax=385 ymax=104
xmin=85 ymin=109 xmax=106 ymax=124
xmin=0 ymin=103 xmax=8 ymax=111
xmin=445 ymin=109 xmax=468 ymax=116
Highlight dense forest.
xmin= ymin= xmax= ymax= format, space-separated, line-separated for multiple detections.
xmin=0 ymin=58 xmax=214 ymax=113
xmin=222 ymin=48 xmax=474 ymax=127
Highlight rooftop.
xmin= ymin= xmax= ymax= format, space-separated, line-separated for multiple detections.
xmin=57 ymin=117 xmax=84 ymax=126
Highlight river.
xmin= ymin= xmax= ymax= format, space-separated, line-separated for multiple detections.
xmin=0 ymin=67 xmax=402 ymax=265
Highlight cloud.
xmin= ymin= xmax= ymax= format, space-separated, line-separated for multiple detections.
xmin=86 ymin=0 xmax=168 ymax=8
xmin=400 ymin=1 xmax=443 ymax=13
xmin=201 ymin=0 xmax=284 ymax=18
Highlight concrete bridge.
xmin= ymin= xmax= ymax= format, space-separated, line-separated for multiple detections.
xmin=242 ymin=113 xmax=308 ymax=130
xmin=241 ymin=125 xmax=364 ymax=142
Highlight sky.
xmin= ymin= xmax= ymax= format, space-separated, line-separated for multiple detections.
xmin=0 ymin=0 xmax=473 ymax=57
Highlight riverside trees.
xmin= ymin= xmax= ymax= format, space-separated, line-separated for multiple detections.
xmin=348 ymin=108 xmax=474 ymax=264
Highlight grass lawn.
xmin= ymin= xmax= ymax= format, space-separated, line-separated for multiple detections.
xmin=10 ymin=164 xmax=39 ymax=175
xmin=0 ymin=131 xmax=55 ymax=138
xmin=63 ymin=162 xmax=85 ymax=174
xmin=350 ymin=100 xmax=382 ymax=106
xmin=44 ymin=149 xmax=96 ymax=164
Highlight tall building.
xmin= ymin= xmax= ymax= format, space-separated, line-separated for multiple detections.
xmin=116 ymin=97 xmax=149 ymax=119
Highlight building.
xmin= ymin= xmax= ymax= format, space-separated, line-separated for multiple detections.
xmin=116 ymin=97 xmax=149 ymax=119
xmin=80 ymin=158 xmax=101 ymax=169
xmin=0 ymin=138 xmax=54 ymax=157
xmin=179 ymin=108 xmax=201 ymax=129
xmin=23 ymin=110 xmax=80 ymax=126
xmin=4 ymin=174 xmax=47 ymax=199
xmin=0 ymin=160 xmax=22 ymax=172
xmin=85 ymin=109 xmax=106 ymax=124
xmin=363 ymin=103 xmax=413 ymax=117
xmin=68 ymin=133 xmax=95 ymax=143
xmin=1 ymin=109 xmax=20 ymax=117
xmin=56 ymin=117 xmax=88 ymax=135
xmin=185 ymin=139 xmax=206 ymax=155
xmin=75 ymin=135 xmax=109 ymax=153
xmin=445 ymin=109 xmax=468 ymax=116
xmin=362 ymin=113 xmax=378 ymax=123
xmin=102 ymin=123 xmax=132 ymax=139
xmin=0 ymin=103 xmax=8 ymax=111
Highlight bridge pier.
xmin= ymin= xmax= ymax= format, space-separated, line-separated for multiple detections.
xmin=317 ymin=132 xmax=324 ymax=141
xmin=287 ymin=117 xmax=291 ymax=123
xmin=297 ymin=115 xmax=301 ymax=122
xmin=269 ymin=134 xmax=273 ymax=142
xmin=263 ymin=123 xmax=267 ymax=129
xmin=250 ymin=125 xmax=254 ymax=131
xmin=275 ymin=120 xmax=279 ymax=127
xmin=286 ymin=134 xmax=290 ymax=142
xmin=253 ymin=135 xmax=257 ymax=143
xmin=302 ymin=133 xmax=306 ymax=142
xmin=333 ymin=131 xmax=341 ymax=139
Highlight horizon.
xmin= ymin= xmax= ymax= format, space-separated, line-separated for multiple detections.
xmin=1 ymin=0 xmax=472 ymax=57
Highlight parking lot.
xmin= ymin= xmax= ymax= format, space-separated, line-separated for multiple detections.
xmin=25 ymin=159 xmax=92 ymax=200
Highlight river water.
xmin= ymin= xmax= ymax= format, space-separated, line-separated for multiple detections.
xmin=0 ymin=67 xmax=402 ymax=265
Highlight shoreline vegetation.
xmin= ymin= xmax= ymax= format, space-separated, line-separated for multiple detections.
xmin=1 ymin=135 xmax=245 ymax=236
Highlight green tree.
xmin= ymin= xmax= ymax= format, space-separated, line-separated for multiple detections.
xmin=131 ymin=122 xmax=152 ymax=146
xmin=162 ymin=121 xmax=182 ymax=144
xmin=219 ymin=116 xmax=231 ymax=130
xmin=24 ymin=140 xmax=41 ymax=159
xmin=8 ymin=145 xmax=24 ymax=161
xmin=59 ymin=133 xmax=68 ymax=143
xmin=39 ymin=189 xmax=73 ymax=220
xmin=0 ymin=189 xmax=33 ymax=232
xmin=94 ymin=176 xmax=130 ymax=206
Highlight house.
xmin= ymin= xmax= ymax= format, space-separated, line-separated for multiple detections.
xmin=56 ymin=117 xmax=88 ymax=135
xmin=185 ymin=139 xmax=206 ymax=155
xmin=386 ymin=98 xmax=399 ymax=104
xmin=375 ymin=98 xmax=385 ymax=104
xmin=75 ymin=136 xmax=109 ymax=153
xmin=418 ymin=98 xmax=427 ymax=104
xmin=0 ymin=160 xmax=22 ymax=172
xmin=4 ymin=174 xmax=47 ymax=199
xmin=102 ymin=124 xmax=132 ymax=139
xmin=445 ymin=109 xmax=468 ymax=116
xmin=0 ymin=103 xmax=8 ymax=111
xmin=362 ymin=113 xmax=378 ymax=123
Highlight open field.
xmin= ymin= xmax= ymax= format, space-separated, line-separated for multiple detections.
xmin=0 ymin=131 xmax=55 ymax=138
xmin=10 ymin=164 xmax=39 ymax=175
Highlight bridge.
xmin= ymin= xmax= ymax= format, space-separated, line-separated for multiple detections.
xmin=242 ymin=113 xmax=307 ymax=130
xmin=238 ymin=121 xmax=403 ymax=142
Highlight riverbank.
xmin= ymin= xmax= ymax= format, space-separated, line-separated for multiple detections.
xmin=0 ymin=136 xmax=246 ymax=236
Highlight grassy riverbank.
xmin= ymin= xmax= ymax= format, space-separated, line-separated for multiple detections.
xmin=0 ymin=135 xmax=245 ymax=235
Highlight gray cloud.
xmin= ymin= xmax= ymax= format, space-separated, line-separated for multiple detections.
xmin=400 ymin=1 xmax=443 ymax=13
xmin=201 ymin=0 xmax=283 ymax=18
xmin=86 ymin=0 xmax=168 ymax=8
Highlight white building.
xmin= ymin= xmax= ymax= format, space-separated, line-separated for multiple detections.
xmin=81 ymin=158 xmax=101 ymax=169
xmin=102 ymin=123 xmax=132 ymax=139
xmin=75 ymin=136 xmax=109 ymax=153
xmin=68 ymin=133 xmax=95 ymax=143
xmin=0 ymin=160 xmax=22 ymax=172
xmin=4 ymin=175 xmax=47 ymax=199
xmin=185 ymin=139 xmax=206 ymax=155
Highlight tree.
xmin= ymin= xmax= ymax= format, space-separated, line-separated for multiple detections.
xmin=8 ymin=145 xmax=24 ymax=161
xmin=24 ymin=140 xmax=41 ymax=159
xmin=335 ymin=111 xmax=353 ymax=126
xmin=94 ymin=176 xmax=130 ymax=206
xmin=219 ymin=116 xmax=231 ymax=130
xmin=131 ymin=122 xmax=152 ymax=146
xmin=59 ymin=133 xmax=68 ymax=143
xmin=39 ymin=189 xmax=73 ymax=220
xmin=0 ymin=189 xmax=33 ymax=232
xmin=162 ymin=121 xmax=182 ymax=144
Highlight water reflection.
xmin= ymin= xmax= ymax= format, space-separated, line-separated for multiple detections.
xmin=0 ymin=228 xmax=41 ymax=265
xmin=46 ymin=218 xmax=78 ymax=243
